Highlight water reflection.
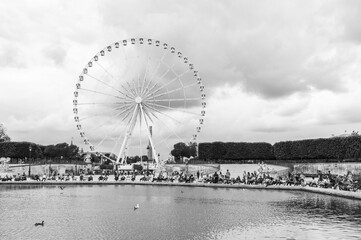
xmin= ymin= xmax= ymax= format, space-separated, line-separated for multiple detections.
xmin=276 ymin=193 xmax=361 ymax=222
xmin=0 ymin=185 xmax=360 ymax=240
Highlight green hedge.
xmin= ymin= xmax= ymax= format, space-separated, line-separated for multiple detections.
xmin=198 ymin=136 xmax=361 ymax=161
xmin=273 ymin=136 xmax=361 ymax=160
xmin=344 ymin=136 xmax=361 ymax=159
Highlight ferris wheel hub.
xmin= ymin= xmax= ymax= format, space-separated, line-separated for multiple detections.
xmin=135 ymin=96 xmax=142 ymax=103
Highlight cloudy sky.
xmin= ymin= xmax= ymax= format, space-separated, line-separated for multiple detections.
xmin=1 ymin=0 xmax=361 ymax=153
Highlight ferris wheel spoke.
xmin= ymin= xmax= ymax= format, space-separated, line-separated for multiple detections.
xmin=77 ymin=101 xmax=130 ymax=106
xmin=133 ymin=78 xmax=141 ymax=96
xmin=140 ymin=44 xmax=154 ymax=96
xmin=162 ymin=60 xmax=189 ymax=87
xmin=94 ymin=61 xmax=121 ymax=85
xmin=154 ymin=133 xmax=177 ymax=155
xmin=147 ymin=83 xmax=198 ymax=100
xmin=141 ymin=50 xmax=167 ymax=96
xmin=145 ymin=101 xmax=200 ymax=117
xmin=154 ymin=136 xmax=173 ymax=157
xmin=124 ymin=108 xmax=139 ymax=137
xmin=116 ymin=50 xmax=142 ymax=98
xmin=140 ymin=77 xmax=149 ymax=98
xmin=143 ymin=63 xmax=175 ymax=98
xmin=142 ymin=106 xmax=156 ymax=123
xmin=142 ymin=51 xmax=167 ymax=96
xmin=146 ymin=98 xmax=201 ymax=103
xmin=83 ymin=103 xmax=133 ymax=127
xmin=115 ymin=104 xmax=137 ymax=120
xmin=145 ymin=69 xmax=190 ymax=99
xmin=86 ymin=73 xmax=133 ymax=100
xmin=129 ymin=55 xmax=142 ymax=96
xmin=119 ymin=83 xmax=137 ymax=98
xmin=141 ymin=77 xmax=154 ymax=98
xmin=140 ymin=58 xmax=151 ymax=96
xmin=94 ymin=129 xmax=121 ymax=150
xmin=77 ymin=104 xmax=132 ymax=122
xmin=95 ymin=136 xmax=110 ymax=148
xmin=113 ymin=103 xmax=134 ymax=111
xmin=79 ymin=114 xmax=106 ymax=122
xmin=137 ymin=77 xmax=142 ymax=97
xmin=88 ymin=106 xmax=137 ymax=155
xmin=86 ymin=114 xmax=122 ymax=136
xmin=82 ymin=104 xmax=134 ymax=138
xmin=120 ymin=105 xmax=138 ymax=125
xmin=79 ymin=88 xmax=130 ymax=100
xmin=126 ymin=81 xmax=138 ymax=97
xmin=143 ymin=103 xmax=184 ymax=125
xmin=77 ymin=102 xmax=132 ymax=123
xmin=139 ymin=49 xmax=150 ymax=96
xmin=152 ymin=112 xmax=185 ymax=144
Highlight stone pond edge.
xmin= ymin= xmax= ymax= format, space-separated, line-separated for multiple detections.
xmin=1 ymin=181 xmax=361 ymax=201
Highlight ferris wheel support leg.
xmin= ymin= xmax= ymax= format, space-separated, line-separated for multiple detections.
xmin=139 ymin=105 xmax=159 ymax=165
xmin=116 ymin=105 xmax=139 ymax=164
xmin=116 ymin=132 xmax=130 ymax=165
xmin=121 ymin=151 xmax=128 ymax=165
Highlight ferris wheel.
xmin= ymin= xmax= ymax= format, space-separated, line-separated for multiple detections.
xmin=73 ymin=38 xmax=206 ymax=166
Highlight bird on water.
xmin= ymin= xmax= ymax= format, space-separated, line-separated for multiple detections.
xmin=134 ymin=204 xmax=140 ymax=210
xmin=35 ymin=221 xmax=44 ymax=226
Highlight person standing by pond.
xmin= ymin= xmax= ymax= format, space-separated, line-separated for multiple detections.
xmin=225 ymin=169 xmax=231 ymax=181
xmin=213 ymin=171 xmax=219 ymax=183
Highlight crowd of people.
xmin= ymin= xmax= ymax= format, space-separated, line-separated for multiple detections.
xmin=1 ymin=167 xmax=360 ymax=193
xmin=135 ymin=168 xmax=361 ymax=192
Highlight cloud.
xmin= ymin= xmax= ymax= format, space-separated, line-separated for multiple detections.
xmin=92 ymin=0 xmax=361 ymax=100
xmin=0 ymin=44 xmax=26 ymax=68
xmin=337 ymin=0 xmax=361 ymax=43
xmin=1 ymin=0 xmax=361 ymax=153
xmin=42 ymin=44 xmax=67 ymax=66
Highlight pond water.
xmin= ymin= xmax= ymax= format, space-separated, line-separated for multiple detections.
xmin=0 ymin=185 xmax=360 ymax=240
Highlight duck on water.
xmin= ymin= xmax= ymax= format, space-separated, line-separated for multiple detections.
xmin=35 ymin=221 xmax=44 ymax=226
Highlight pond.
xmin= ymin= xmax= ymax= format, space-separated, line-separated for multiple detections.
xmin=0 ymin=185 xmax=360 ymax=240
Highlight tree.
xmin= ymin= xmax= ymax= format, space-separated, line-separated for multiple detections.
xmin=0 ymin=142 xmax=43 ymax=160
xmin=126 ymin=155 xmax=141 ymax=164
xmin=0 ymin=123 xmax=11 ymax=143
xmin=141 ymin=155 xmax=148 ymax=162
xmin=171 ymin=142 xmax=191 ymax=163
xmin=43 ymin=142 xmax=81 ymax=160
xmin=351 ymin=130 xmax=359 ymax=136
xmin=90 ymin=153 xmax=101 ymax=163
xmin=189 ymin=142 xmax=197 ymax=158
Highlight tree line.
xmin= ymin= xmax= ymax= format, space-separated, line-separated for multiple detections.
xmin=0 ymin=141 xmax=81 ymax=163
xmin=2 ymin=122 xmax=361 ymax=163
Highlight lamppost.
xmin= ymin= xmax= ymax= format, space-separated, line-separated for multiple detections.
xmin=28 ymin=145 xmax=32 ymax=177
xmin=145 ymin=146 xmax=148 ymax=176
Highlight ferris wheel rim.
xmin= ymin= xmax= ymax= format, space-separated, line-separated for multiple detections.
xmin=73 ymin=37 xmax=206 ymax=161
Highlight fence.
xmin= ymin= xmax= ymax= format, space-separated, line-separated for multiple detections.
xmin=2 ymin=163 xmax=87 ymax=176
xmin=164 ymin=164 xmax=220 ymax=175
xmin=294 ymin=162 xmax=361 ymax=176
